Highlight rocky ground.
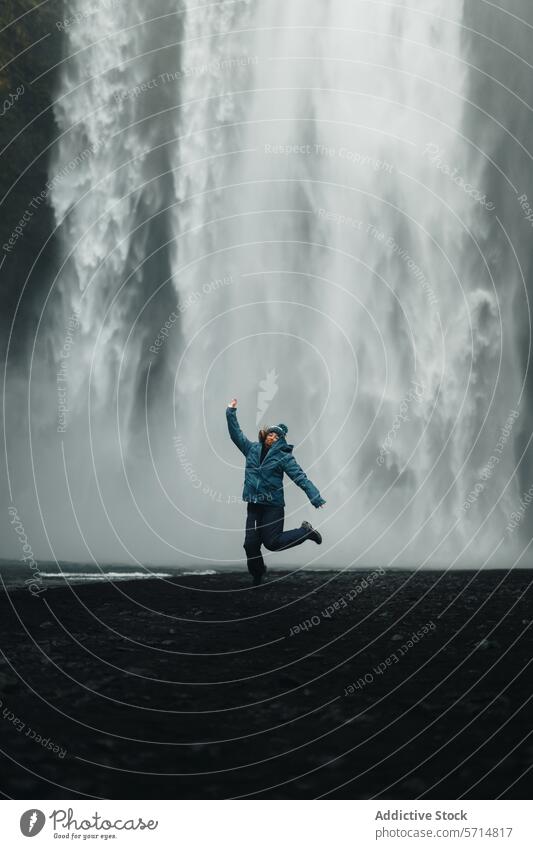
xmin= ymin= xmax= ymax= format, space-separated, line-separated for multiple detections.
xmin=0 ymin=568 xmax=531 ymax=799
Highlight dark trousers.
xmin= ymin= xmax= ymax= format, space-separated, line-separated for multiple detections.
xmin=243 ymin=503 xmax=311 ymax=576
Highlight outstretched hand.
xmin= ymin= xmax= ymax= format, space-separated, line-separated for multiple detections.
xmin=228 ymin=398 xmax=237 ymax=408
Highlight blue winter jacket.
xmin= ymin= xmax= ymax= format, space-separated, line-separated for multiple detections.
xmin=226 ymin=406 xmax=325 ymax=508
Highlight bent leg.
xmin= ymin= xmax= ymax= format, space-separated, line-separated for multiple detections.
xmin=243 ymin=504 xmax=266 ymax=576
xmin=260 ymin=506 xmax=310 ymax=551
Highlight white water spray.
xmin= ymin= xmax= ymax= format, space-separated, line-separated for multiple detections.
xmin=11 ymin=0 xmax=532 ymax=566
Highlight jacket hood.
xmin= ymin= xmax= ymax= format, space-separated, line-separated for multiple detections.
xmin=268 ymin=436 xmax=293 ymax=453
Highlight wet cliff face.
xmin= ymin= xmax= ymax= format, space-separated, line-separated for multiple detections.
xmin=0 ymin=0 xmax=63 ymax=359
xmin=461 ymin=0 xmax=533 ymax=504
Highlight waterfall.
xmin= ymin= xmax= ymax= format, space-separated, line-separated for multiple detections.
xmin=20 ymin=0 xmax=531 ymax=566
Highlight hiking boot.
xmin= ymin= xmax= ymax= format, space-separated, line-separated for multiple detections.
xmin=251 ymin=568 xmax=266 ymax=586
xmin=301 ymin=520 xmax=322 ymax=544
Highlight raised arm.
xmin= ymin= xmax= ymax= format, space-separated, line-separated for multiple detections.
xmin=226 ymin=399 xmax=253 ymax=457
xmin=283 ymin=454 xmax=326 ymax=508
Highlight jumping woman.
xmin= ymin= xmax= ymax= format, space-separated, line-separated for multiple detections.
xmin=226 ymin=398 xmax=326 ymax=585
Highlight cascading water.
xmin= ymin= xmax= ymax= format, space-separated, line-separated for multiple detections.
xmin=13 ymin=0 xmax=532 ymax=566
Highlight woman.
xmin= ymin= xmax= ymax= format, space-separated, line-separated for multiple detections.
xmin=226 ymin=398 xmax=326 ymax=584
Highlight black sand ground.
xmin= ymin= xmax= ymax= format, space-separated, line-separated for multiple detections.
xmin=0 ymin=569 xmax=531 ymax=799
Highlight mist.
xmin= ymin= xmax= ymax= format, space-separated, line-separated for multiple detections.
xmin=2 ymin=0 xmax=533 ymax=570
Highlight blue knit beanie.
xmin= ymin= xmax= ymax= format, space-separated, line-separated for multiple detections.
xmin=267 ymin=423 xmax=288 ymax=437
